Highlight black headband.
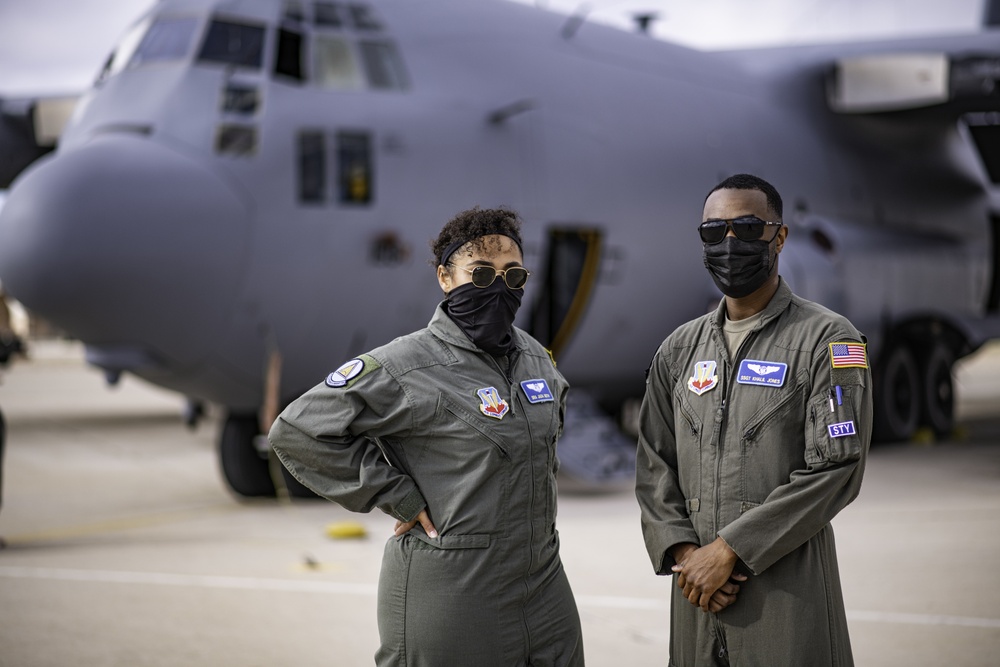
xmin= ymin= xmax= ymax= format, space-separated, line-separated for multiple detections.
xmin=439 ymin=233 xmax=523 ymax=266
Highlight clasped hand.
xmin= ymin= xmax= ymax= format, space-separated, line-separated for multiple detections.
xmin=671 ymin=537 xmax=747 ymax=613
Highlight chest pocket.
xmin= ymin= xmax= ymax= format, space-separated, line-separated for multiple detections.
xmin=439 ymin=395 xmax=511 ymax=461
xmin=674 ymin=383 xmax=707 ymax=503
xmin=739 ymin=369 xmax=809 ymax=504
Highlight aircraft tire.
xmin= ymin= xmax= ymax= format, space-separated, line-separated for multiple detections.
xmin=280 ymin=466 xmax=321 ymax=499
xmin=917 ymin=341 xmax=955 ymax=439
xmin=220 ymin=414 xmax=276 ymax=497
xmin=873 ymin=342 xmax=920 ymax=443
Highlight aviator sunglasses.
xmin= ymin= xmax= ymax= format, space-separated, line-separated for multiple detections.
xmin=454 ymin=264 xmax=531 ymax=289
xmin=699 ymin=215 xmax=783 ymax=245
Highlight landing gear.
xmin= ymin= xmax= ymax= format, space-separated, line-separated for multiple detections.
xmin=873 ymin=343 xmax=920 ymax=443
xmin=220 ymin=413 xmax=275 ymax=497
xmin=917 ymin=341 xmax=955 ymax=439
xmin=219 ymin=412 xmax=319 ymax=499
xmin=873 ymin=330 xmax=959 ymax=443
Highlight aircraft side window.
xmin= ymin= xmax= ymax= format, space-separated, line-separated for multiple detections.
xmin=129 ymin=17 xmax=200 ymax=68
xmin=96 ymin=16 xmax=152 ymax=84
xmin=348 ymin=4 xmax=382 ymax=31
xmin=197 ymin=19 xmax=266 ymax=69
xmin=314 ymin=2 xmax=344 ymax=27
xmin=298 ymin=131 xmax=327 ymax=203
xmin=314 ymin=36 xmax=362 ymax=89
xmin=215 ymin=124 xmax=257 ymax=157
xmin=222 ymin=85 xmax=259 ymax=115
xmin=337 ymin=131 xmax=373 ymax=205
xmin=358 ymin=41 xmax=408 ymax=90
xmin=275 ymin=28 xmax=306 ymax=82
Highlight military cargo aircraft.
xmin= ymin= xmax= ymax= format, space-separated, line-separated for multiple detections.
xmin=1 ymin=0 xmax=999 ymax=496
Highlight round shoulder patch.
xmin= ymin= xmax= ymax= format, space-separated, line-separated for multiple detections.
xmin=326 ymin=358 xmax=366 ymax=388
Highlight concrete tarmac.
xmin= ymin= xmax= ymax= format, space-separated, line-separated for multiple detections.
xmin=0 ymin=340 xmax=998 ymax=666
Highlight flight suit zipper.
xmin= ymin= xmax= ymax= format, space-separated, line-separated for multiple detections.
xmin=714 ymin=330 xmax=758 ymax=536
xmin=487 ymin=350 xmax=536 ymax=658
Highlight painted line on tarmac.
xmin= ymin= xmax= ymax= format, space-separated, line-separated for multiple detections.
xmin=846 ymin=609 xmax=1000 ymax=629
xmin=4 ymin=504 xmax=240 ymax=545
xmin=0 ymin=566 xmax=378 ymax=596
xmin=2 ymin=566 xmax=999 ymax=629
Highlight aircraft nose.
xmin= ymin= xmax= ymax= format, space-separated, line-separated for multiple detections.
xmin=0 ymin=134 xmax=250 ymax=366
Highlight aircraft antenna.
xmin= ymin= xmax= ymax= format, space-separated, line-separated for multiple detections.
xmin=632 ymin=13 xmax=658 ymax=35
xmin=561 ymin=4 xmax=591 ymax=40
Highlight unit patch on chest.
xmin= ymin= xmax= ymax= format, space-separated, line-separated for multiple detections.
xmin=477 ymin=386 xmax=510 ymax=419
xmin=687 ymin=360 xmax=719 ymax=396
xmin=736 ymin=359 xmax=788 ymax=387
xmin=520 ymin=379 xmax=554 ymax=404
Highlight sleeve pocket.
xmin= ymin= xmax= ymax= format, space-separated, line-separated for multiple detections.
xmin=807 ymin=386 xmax=864 ymax=464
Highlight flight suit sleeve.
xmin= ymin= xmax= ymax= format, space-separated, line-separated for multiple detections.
xmin=635 ymin=346 xmax=701 ymax=575
xmin=269 ymin=359 xmax=426 ymax=523
xmin=717 ymin=336 xmax=873 ymax=575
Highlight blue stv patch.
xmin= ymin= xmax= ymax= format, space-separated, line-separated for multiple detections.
xmin=736 ymin=359 xmax=788 ymax=388
xmin=828 ymin=421 xmax=856 ymax=438
xmin=520 ymin=379 xmax=554 ymax=403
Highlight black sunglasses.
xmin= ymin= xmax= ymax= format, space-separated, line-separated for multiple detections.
xmin=454 ymin=265 xmax=531 ymax=289
xmin=699 ymin=216 xmax=783 ymax=245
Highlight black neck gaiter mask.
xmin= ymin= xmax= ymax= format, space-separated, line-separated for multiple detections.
xmin=445 ymin=280 xmax=523 ymax=356
xmin=703 ymin=236 xmax=775 ymax=299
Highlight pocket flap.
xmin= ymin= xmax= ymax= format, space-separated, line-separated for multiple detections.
xmin=410 ymin=532 xmax=490 ymax=550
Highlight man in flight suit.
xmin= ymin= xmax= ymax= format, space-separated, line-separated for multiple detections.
xmin=636 ymin=174 xmax=872 ymax=666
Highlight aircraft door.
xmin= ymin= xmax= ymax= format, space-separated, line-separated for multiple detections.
xmin=528 ymin=228 xmax=603 ymax=360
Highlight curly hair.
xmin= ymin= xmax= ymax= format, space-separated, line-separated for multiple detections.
xmin=431 ymin=206 xmax=523 ymax=267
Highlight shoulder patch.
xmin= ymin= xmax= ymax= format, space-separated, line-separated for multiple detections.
xmin=325 ymin=354 xmax=381 ymax=388
xmin=829 ymin=341 xmax=868 ymax=369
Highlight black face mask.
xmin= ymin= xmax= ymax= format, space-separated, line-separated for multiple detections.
xmin=445 ymin=280 xmax=523 ymax=356
xmin=703 ymin=236 xmax=776 ymax=298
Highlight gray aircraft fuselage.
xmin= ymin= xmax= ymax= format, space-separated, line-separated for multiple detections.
xmin=1 ymin=0 xmax=998 ymax=493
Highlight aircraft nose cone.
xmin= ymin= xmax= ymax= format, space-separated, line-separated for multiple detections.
xmin=0 ymin=134 xmax=249 ymax=364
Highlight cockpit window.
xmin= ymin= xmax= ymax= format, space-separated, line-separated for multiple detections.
xmin=358 ymin=41 xmax=408 ymax=90
xmin=96 ymin=16 xmax=152 ymax=83
xmin=130 ymin=17 xmax=199 ymax=67
xmin=197 ymin=19 xmax=265 ymax=69
xmin=314 ymin=35 xmax=362 ymax=89
xmin=314 ymin=2 xmax=343 ymax=27
xmin=348 ymin=4 xmax=382 ymax=31
xmin=283 ymin=1 xmax=306 ymax=23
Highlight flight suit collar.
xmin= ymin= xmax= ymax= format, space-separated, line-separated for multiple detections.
xmin=427 ymin=302 xmax=528 ymax=355
xmin=711 ymin=276 xmax=793 ymax=336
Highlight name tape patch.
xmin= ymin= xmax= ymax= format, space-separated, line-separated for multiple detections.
xmin=828 ymin=420 xmax=857 ymax=438
xmin=520 ymin=379 xmax=554 ymax=404
xmin=737 ymin=359 xmax=787 ymax=388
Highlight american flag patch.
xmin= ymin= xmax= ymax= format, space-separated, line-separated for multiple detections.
xmin=829 ymin=342 xmax=868 ymax=369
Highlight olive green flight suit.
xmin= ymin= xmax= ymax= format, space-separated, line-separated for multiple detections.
xmin=269 ymin=305 xmax=584 ymax=666
xmin=636 ymin=279 xmax=872 ymax=666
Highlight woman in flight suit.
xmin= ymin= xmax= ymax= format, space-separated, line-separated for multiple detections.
xmin=269 ymin=207 xmax=584 ymax=666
